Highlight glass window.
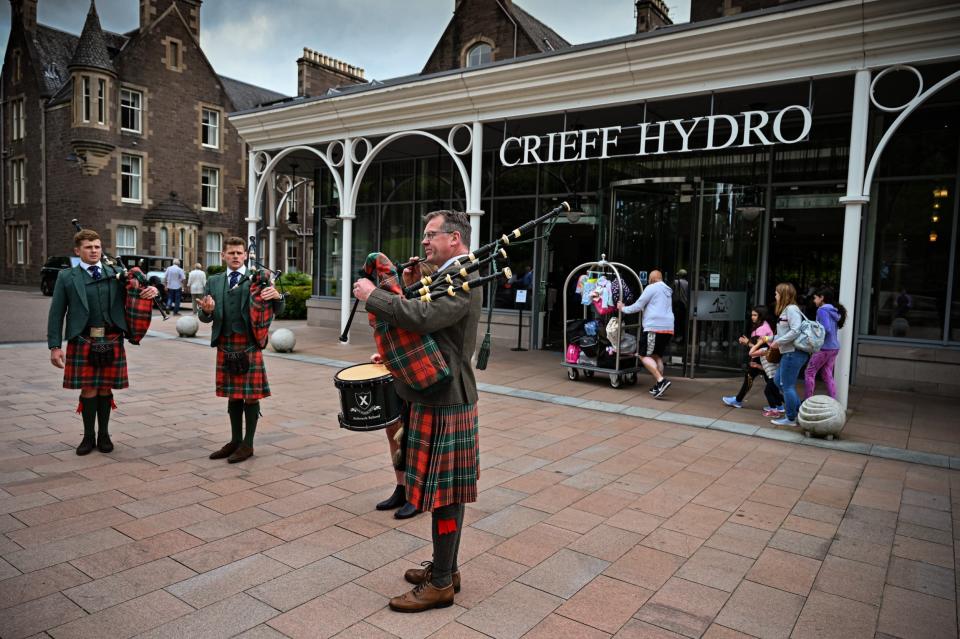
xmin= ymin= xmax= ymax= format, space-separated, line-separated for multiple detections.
xmin=201 ymin=109 xmax=219 ymax=148
xmin=205 ymin=232 xmax=222 ymax=267
xmin=11 ymin=99 xmax=24 ymax=140
xmin=81 ymin=76 xmax=91 ymax=122
xmin=490 ymin=198 xmax=536 ymax=309
xmin=120 ymin=88 xmax=142 ymax=133
xmin=285 ymin=239 xmax=298 ymax=272
xmin=179 ymin=229 xmax=185 ymax=262
xmin=201 ymin=166 xmax=219 ymax=211
xmin=862 ymin=180 xmax=954 ymax=341
xmin=159 ymin=227 xmax=168 ymax=256
xmin=380 ymin=202 xmax=415 ymax=266
xmin=167 ymin=39 xmax=181 ymax=70
xmin=381 ymin=159 xmax=415 ymax=202
xmin=466 ymin=43 xmax=492 ymax=67
xmin=116 ymin=225 xmax=137 ymax=255
xmin=121 ymin=154 xmax=142 ymax=203
xmin=15 ymin=225 xmax=25 ymax=264
xmin=97 ymin=78 xmax=106 ymax=124
xmin=10 ymin=159 xmax=25 ymax=205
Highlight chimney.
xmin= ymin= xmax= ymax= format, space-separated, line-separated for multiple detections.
xmin=635 ymin=0 xmax=672 ymax=33
xmin=297 ymin=47 xmax=366 ymax=98
xmin=140 ymin=0 xmax=202 ymax=39
xmin=10 ymin=0 xmax=38 ymax=32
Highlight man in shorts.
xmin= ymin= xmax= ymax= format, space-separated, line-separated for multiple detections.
xmin=618 ymin=269 xmax=674 ymax=398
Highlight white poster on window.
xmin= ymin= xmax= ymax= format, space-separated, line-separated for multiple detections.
xmin=695 ymin=291 xmax=747 ymax=321
xmin=515 ymin=289 xmax=528 ymax=304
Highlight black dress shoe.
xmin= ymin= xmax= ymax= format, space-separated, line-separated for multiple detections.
xmin=227 ymin=443 xmax=254 ymax=463
xmin=394 ymin=502 xmax=419 ymax=519
xmin=97 ymin=433 xmax=113 ymax=453
xmin=76 ymin=436 xmax=96 ymax=456
xmin=209 ymin=441 xmax=240 ymax=460
xmin=376 ymin=485 xmax=406 ymax=511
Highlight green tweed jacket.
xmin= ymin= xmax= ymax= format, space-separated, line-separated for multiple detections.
xmin=364 ymin=278 xmax=482 ymax=406
xmin=47 ymin=264 xmax=130 ymax=349
xmin=197 ymin=270 xmax=285 ymax=346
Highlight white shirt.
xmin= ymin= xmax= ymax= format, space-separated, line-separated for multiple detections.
xmin=438 ymin=254 xmax=468 ymax=272
xmin=227 ymin=265 xmax=247 ymax=288
xmin=187 ymin=269 xmax=207 ymax=294
xmin=80 ymin=260 xmax=104 ymax=277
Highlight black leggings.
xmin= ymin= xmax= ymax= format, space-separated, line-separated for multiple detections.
xmin=735 ymin=367 xmax=766 ymax=402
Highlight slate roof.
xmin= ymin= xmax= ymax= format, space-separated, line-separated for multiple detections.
xmin=27 ymin=18 xmax=285 ymax=108
xmin=143 ymin=192 xmax=201 ymax=224
xmin=68 ymin=1 xmax=115 ymax=73
xmin=512 ymin=3 xmax=571 ymax=52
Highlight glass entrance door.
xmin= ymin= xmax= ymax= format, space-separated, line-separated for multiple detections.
xmin=608 ymin=179 xmax=763 ymax=375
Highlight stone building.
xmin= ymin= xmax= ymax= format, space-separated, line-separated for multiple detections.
xmin=1 ymin=0 xmax=285 ymax=286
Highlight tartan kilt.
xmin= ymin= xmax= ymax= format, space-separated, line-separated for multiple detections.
xmin=215 ymin=332 xmax=270 ymax=400
xmin=404 ymin=402 xmax=478 ymax=512
xmin=63 ymin=335 xmax=128 ymax=390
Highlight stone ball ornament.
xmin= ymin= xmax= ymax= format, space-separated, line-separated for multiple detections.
xmin=797 ymin=395 xmax=846 ymax=440
xmin=175 ymin=314 xmax=199 ymax=337
xmin=270 ymin=328 xmax=296 ymax=353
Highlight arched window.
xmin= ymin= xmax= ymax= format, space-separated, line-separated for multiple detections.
xmin=466 ymin=43 xmax=492 ymax=68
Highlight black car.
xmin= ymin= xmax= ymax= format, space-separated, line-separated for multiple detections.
xmin=40 ymin=255 xmax=78 ymax=296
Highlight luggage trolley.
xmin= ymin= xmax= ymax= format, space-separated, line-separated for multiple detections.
xmin=562 ymin=256 xmax=645 ymax=388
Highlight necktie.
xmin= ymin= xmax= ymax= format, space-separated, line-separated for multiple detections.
xmin=89 ymin=265 xmax=101 ymax=280
xmin=229 ymin=271 xmax=240 ymax=289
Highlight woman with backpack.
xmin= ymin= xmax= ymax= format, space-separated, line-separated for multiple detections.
xmin=767 ymin=283 xmax=809 ymax=427
xmin=804 ymin=287 xmax=847 ymax=399
xmin=721 ymin=305 xmax=775 ymax=409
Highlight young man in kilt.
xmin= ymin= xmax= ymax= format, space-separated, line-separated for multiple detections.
xmin=198 ymin=237 xmax=284 ymax=464
xmin=354 ymin=210 xmax=482 ymax=613
xmin=47 ymin=230 xmax=159 ymax=455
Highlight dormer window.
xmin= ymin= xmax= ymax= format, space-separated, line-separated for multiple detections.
xmin=466 ymin=43 xmax=493 ymax=67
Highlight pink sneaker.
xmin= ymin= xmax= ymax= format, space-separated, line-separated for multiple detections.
xmin=762 ymin=408 xmax=781 ymax=417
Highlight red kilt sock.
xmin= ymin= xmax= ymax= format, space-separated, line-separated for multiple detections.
xmin=227 ymin=399 xmax=243 ymax=443
xmin=79 ymin=396 xmax=97 ymax=439
xmin=430 ymin=503 xmax=463 ymax=588
xmin=96 ymin=394 xmax=113 ymax=437
xmin=243 ymin=402 xmax=260 ymax=447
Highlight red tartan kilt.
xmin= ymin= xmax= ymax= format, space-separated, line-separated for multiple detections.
xmin=215 ymin=332 xmax=270 ymax=400
xmin=404 ymin=402 xmax=478 ymax=512
xmin=63 ymin=336 xmax=128 ymax=389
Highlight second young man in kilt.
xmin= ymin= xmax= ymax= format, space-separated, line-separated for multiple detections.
xmin=198 ymin=237 xmax=284 ymax=464
xmin=47 ymin=229 xmax=159 ymax=455
xmin=353 ymin=210 xmax=482 ymax=613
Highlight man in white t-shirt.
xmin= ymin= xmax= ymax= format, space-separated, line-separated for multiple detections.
xmin=164 ymin=259 xmax=187 ymax=315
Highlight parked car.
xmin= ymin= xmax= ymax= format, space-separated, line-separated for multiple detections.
xmin=116 ymin=255 xmax=175 ymax=305
xmin=40 ymin=255 xmax=79 ymax=296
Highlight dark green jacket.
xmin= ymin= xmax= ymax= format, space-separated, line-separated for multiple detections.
xmin=365 ymin=277 xmax=482 ymax=406
xmin=197 ymin=270 xmax=285 ymax=345
xmin=47 ymin=264 xmax=130 ymax=349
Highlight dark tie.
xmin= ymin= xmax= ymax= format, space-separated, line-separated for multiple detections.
xmin=229 ymin=271 xmax=240 ymax=289
xmin=89 ymin=265 xmax=101 ymax=280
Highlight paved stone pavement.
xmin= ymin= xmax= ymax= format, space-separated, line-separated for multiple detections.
xmin=1 ymin=326 xmax=958 ymax=638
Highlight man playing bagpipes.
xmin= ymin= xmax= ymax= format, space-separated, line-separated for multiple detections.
xmin=353 ymin=210 xmax=482 ymax=613
xmin=198 ymin=236 xmax=284 ymax=464
xmin=47 ymin=229 xmax=160 ymax=455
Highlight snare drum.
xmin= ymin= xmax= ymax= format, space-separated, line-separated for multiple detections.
xmin=334 ymin=363 xmax=404 ymax=431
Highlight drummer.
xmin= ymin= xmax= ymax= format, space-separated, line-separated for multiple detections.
xmin=353 ymin=210 xmax=482 ymax=613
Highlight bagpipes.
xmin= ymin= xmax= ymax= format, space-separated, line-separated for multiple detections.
xmin=340 ymin=201 xmax=569 ymax=371
xmin=71 ymin=218 xmax=168 ymax=322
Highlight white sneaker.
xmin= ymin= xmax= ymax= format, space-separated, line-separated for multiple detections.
xmin=770 ymin=417 xmax=797 ymax=427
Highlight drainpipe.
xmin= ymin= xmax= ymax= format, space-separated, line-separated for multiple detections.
xmin=836 ymin=69 xmax=872 ymax=410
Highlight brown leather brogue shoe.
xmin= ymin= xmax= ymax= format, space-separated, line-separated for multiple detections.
xmin=388 ymin=582 xmax=454 ymax=613
xmin=227 ymin=443 xmax=254 ymax=464
xmin=209 ymin=441 xmax=240 ymax=460
xmin=404 ymin=561 xmax=461 ymax=593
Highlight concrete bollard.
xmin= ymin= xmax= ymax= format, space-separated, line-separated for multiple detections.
xmin=176 ymin=315 xmax=199 ymax=337
xmin=798 ymin=395 xmax=846 ymax=440
xmin=270 ymin=328 xmax=296 ymax=353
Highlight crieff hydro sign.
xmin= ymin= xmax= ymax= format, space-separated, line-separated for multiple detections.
xmin=499 ymin=105 xmax=812 ymax=167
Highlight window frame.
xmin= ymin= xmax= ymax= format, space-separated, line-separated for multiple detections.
xmin=159 ymin=227 xmax=169 ymax=256
xmin=116 ymin=225 xmax=137 ymax=256
xmin=200 ymin=166 xmax=220 ymax=212
xmin=15 ymin=225 xmax=26 ymax=264
xmin=97 ymin=78 xmax=106 ymax=125
xmin=120 ymin=153 xmax=143 ymax=204
xmin=10 ymin=158 xmax=25 ymax=205
xmin=165 ymin=38 xmax=183 ymax=72
xmin=11 ymin=98 xmax=25 ymax=140
xmin=205 ymin=232 xmax=222 ymax=268
xmin=201 ymin=108 xmax=220 ymax=149
xmin=285 ymin=238 xmax=299 ymax=272
xmin=81 ymin=76 xmax=92 ymax=123
xmin=466 ymin=42 xmax=493 ymax=68
xmin=120 ymin=87 xmax=143 ymax=133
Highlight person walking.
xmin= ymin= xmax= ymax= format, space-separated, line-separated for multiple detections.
xmin=722 ymin=305 xmax=775 ymax=408
xmin=164 ymin=259 xmax=186 ymax=315
xmin=767 ymin=283 xmax=808 ymax=427
xmin=187 ymin=263 xmax=207 ymax=314
xmin=618 ymin=269 xmax=674 ymax=398
xmin=804 ymin=287 xmax=847 ymax=399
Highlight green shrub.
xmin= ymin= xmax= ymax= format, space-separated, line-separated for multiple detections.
xmin=278 ymin=285 xmax=311 ymax=319
xmin=278 ymin=272 xmax=312 ymax=288
xmin=207 ymin=265 xmax=226 ymax=276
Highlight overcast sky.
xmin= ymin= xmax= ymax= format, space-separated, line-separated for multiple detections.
xmin=1 ymin=0 xmax=691 ymax=96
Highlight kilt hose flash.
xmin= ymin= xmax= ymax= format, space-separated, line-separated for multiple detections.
xmin=215 ymin=331 xmax=270 ymax=400
xmin=404 ymin=402 xmax=479 ymax=512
